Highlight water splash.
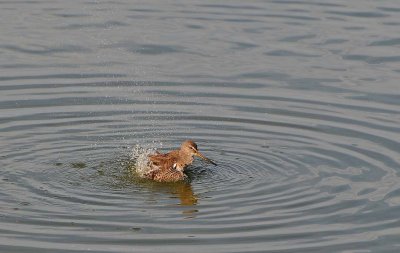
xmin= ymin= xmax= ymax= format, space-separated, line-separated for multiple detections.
xmin=131 ymin=145 xmax=158 ymax=177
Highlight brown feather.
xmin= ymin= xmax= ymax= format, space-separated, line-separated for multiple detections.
xmin=143 ymin=140 xmax=214 ymax=182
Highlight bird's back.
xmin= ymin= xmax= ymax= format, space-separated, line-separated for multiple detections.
xmin=145 ymin=150 xmax=187 ymax=182
xmin=148 ymin=150 xmax=179 ymax=171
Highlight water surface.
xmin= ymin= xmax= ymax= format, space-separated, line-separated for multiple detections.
xmin=1 ymin=1 xmax=400 ymax=252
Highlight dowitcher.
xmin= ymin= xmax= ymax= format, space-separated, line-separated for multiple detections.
xmin=144 ymin=140 xmax=216 ymax=182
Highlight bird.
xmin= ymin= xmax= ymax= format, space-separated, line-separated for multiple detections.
xmin=143 ymin=140 xmax=217 ymax=182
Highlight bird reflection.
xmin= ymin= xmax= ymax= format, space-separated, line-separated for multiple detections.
xmin=120 ymin=158 xmax=200 ymax=218
xmin=121 ymin=171 xmax=198 ymax=218
xmin=146 ymin=180 xmax=199 ymax=218
xmin=164 ymin=181 xmax=198 ymax=206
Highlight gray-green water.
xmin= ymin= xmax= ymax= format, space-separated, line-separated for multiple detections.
xmin=1 ymin=1 xmax=400 ymax=252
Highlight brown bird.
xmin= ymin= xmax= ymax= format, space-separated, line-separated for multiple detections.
xmin=144 ymin=140 xmax=217 ymax=182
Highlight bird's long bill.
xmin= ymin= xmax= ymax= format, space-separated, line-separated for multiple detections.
xmin=195 ymin=151 xmax=217 ymax=166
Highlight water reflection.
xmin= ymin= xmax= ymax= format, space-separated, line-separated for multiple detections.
xmin=120 ymin=162 xmax=199 ymax=217
xmin=150 ymin=181 xmax=199 ymax=219
xmin=141 ymin=180 xmax=199 ymax=206
xmin=164 ymin=181 xmax=198 ymax=206
xmin=140 ymin=180 xmax=199 ymax=219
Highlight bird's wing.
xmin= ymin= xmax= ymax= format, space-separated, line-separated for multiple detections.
xmin=148 ymin=153 xmax=168 ymax=165
xmin=148 ymin=151 xmax=178 ymax=170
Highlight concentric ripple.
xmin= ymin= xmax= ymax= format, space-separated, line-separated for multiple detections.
xmin=2 ymin=0 xmax=400 ymax=252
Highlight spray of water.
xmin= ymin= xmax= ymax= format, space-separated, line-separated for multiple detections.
xmin=131 ymin=145 xmax=158 ymax=177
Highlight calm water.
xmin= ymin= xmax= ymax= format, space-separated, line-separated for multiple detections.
xmin=1 ymin=1 xmax=400 ymax=252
